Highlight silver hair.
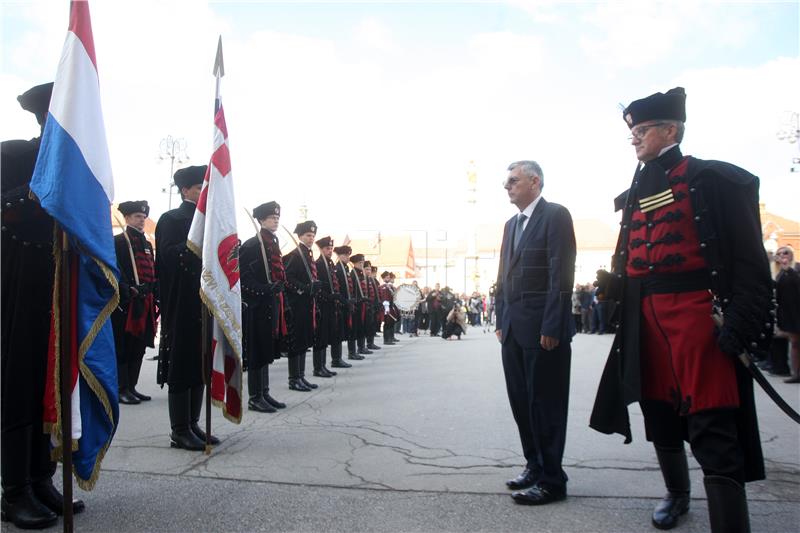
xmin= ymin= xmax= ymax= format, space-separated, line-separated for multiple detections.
xmin=664 ymin=120 xmax=685 ymax=143
xmin=507 ymin=160 xmax=544 ymax=190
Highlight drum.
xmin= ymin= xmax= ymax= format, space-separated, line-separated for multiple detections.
xmin=395 ymin=284 xmax=421 ymax=312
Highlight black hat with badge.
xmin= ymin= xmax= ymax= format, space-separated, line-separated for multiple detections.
xmin=333 ymin=245 xmax=352 ymax=255
xmin=350 ymin=253 xmax=365 ymax=263
xmin=294 ymin=220 xmax=317 ymax=236
xmin=173 ymin=165 xmax=207 ymax=189
xmin=118 ymin=200 xmax=150 ymax=217
xmin=315 ymin=236 xmax=333 ymax=248
xmin=253 ymin=201 xmax=280 ymax=220
xmin=17 ymin=82 xmax=54 ymax=126
xmin=623 ymin=87 xmax=686 ymax=129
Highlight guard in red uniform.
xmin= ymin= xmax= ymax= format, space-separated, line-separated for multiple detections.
xmin=379 ymin=271 xmax=399 ymax=345
xmin=240 ymin=201 xmax=288 ymax=412
xmin=349 ymin=254 xmax=371 ymax=357
xmin=363 ymin=261 xmax=382 ymax=351
xmin=590 ymin=87 xmax=773 ymax=533
xmin=313 ymin=236 xmax=341 ymax=378
xmin=112 ymin=200 xmax=158 ymax=405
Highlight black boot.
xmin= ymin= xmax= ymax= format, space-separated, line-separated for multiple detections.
xmin=357 ymin=337 xmax=372 ymax=355
xmin=652 ymin=446 xmax=691 ymax=530
xmin=298 ymin=351 xmax=318 ymax=389
xmin=118 ymin=362 xmax=141 ymax=405
xmin=331 ymin=342 xmax=352 ymax=368
xmin=367 ymin=335 xmax=381 ymax=350
xmin=168 ymin=390 xmax=205 ymax=451
xmin=383 ymin=328 xmax=395 ymax=346
xmin=32 ymin=479 xmax=85 ymax=516
xmin=129 ymin=352 xmax=151 ymax=401
xmin=0 ymin=426 xmax=58 ymax=529
xmin=248 ymin=365 xmax=275 ymax=413
xmin=705 ymin=475 xmax=750 ymax=533
xmin=261 ymin=366 xmax=286 ymax=408
xmin=190 ymin=386 xmax=221 ymax=445
xmin=313 ymin=349 xmax=334 ymax=377
xmin=321 ymin=346 xmax=336 ymax=376
xmin=288 ymin=355 xmax=311 ymax=391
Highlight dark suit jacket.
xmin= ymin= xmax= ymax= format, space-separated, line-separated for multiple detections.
xmin=495 ymin=198 xmax=576 ymax=348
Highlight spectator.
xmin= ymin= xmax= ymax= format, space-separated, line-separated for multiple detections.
xmin=572 ymin=284 xmax=583 ymax=333
xmin=775 ymin=246 xmax=800 ymax=383
xmin=443 ymin=301 xmax=468 ymax=340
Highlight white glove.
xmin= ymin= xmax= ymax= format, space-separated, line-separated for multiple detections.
xmin=383 ymin=301 xmax=390 ymax=313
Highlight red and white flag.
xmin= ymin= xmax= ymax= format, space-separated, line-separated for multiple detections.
xmin=187 ymin=36 xmax=242 ymax=423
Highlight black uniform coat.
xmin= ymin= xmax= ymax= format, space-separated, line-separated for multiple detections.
xmin=335 ymin=261 xmax=354 ymax=340
xmin=240 ymin=231 xmax=282 ymax=370
xmin=314 ymin=254 xmax=340 ymax=348
xmin=154 ymin=200 xmax=203 ymax=388
xmin=590 ymin=147 xmax=771 ymax=482
xmin=283 ymin=244 xmax=317 ymax=354
xmin=111 ymin=228 xmax=157 ymax=361
xmin=1 ymin=137 xmax=55 ymax=433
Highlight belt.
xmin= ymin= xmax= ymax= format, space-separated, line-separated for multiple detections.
xmin=638 ymin=269 xmax=711 ymax=297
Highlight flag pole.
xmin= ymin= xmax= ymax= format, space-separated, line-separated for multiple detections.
xmin=202 ymin=35 xmax=226 ymax=455
xmin=57 ymin=225 xmax=74 ymax=533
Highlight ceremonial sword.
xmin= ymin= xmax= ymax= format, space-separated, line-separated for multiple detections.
xmin=712 ymin=311 xmax=800 ymax=424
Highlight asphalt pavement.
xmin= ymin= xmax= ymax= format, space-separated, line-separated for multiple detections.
xmin=4 ymin=328 xmax=798 ymax=532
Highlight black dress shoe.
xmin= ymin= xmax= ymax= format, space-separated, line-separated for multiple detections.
xmin=506 ymin=468 xmax=538 ymax=490
xmin=331 ymin=359 xmax=352 ymax=368
xmin=264 ymin=394 xmax=286 ymax=409
xmin=1 ymin=489 xmax=58 ymax=529
xmin=32 ymin=480 xmax=85 ymax=516
xmin=300 ymin=377 xmax=318 ymax=389
xmin=348 ymin=354 xmax=365 ymax=361
xmin=652 ymin=491 xmax=690 ymax=530
xmin=131 ymin=389 xmax=152 ymax=401
xmin=313 ymin=370 xmax=333 ymax=378
xmin=358 ymin=348 xmax=373 ymax=355
xmin=289 ymin=379 xmax=311 ymax=391
xmin=249 ymin=397 xmax=277 ymax=413
xmin=119 ymin=390 xmax=141 ymax=405
xmin=511 ymin=484 xmax=566 ymax=505
xmin=383 ymin=341 xmax=396 ymax=346
xmin=367 ymin=344 xmax=381 ymax=350
xmin=323 ymin=366 xmax=337 ymax=376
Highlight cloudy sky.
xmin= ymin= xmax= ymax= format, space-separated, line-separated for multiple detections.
xmin=2 ymin=0 xmax=798 ymax=243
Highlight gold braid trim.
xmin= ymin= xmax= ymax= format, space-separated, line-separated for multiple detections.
xmin=198 ymin=286 xmax=243 ymax=425
xmin=45 ymin=228 xmax=64 ymax=454
xmin=73 ymin=256 xmax=119 ymax=490
xmin=186 ymin=238 xmax=202 ymax=259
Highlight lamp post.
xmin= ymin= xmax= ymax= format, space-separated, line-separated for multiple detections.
xmin=159 ymin=135 xmax=188 ymax=209
xmin=776 ymin=111 xmax=800 ymax=172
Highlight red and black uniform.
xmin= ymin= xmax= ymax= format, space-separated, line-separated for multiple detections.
xmin=112 ymin=226 xmax=158 ymax=401
xmin=240 ymin=227 xmax=289 ymax=409
xmin=335 ymin=261 xmax=357 ymax=357
xmin=379 ymin=282 xmax=398 ymax=344
xmin=283 ymin=243 xmax=319 ymax=386
xmin=351 ymin=267 xmax=368 ymax=353
xmin=591 ymin=146 xmax=773 ymax=485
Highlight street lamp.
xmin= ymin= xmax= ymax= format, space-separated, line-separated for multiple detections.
xmin=159 ymin=135 xmax=189 ymax=209
xmin=776 ymin=111 xmax=799 ymax=172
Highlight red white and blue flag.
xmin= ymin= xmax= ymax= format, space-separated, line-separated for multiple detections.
xmin=30 ymin=0 xmax=119 ymax=489
xmin=187 ymin=37 xmax=243 ymax=423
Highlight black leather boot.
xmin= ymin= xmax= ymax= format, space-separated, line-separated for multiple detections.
xmin=129 ymin=352 xmax=151 ymax=401
xmin=321 ymin=346 xmax=336 ymax=376
xmin=313 ymin=349 xmax=334 ymax=377
xmin=261 ymin=366 xmax=286 ymax=408
xmin=652 ymin=446 xmax=691 ymax=530
xmin=705 ymin=475 xmax=750 ymax=533
xmin=298 ymin=352 xmax=318 ymax=389
xmin=331 ymin=343 xmax=351 ymax=367
xmin=118 ymin=362 xmax=141 ymax=405
xmin=248 ymin=365 xmax=275 ymax=412
xmin=367 ymin=335 xmax=381 ymax=349
xmin=168 ymin=390 xmax=205 ymax=450
xmin=383 ymin=329 xmax=395 ymax=345
xmin=1 ymin=426 xmax=58 ymax=529
xmin=190 ymin=386 xmax=220 ymax=445
xmin=288 ymin=356 xmax=311 ymax=391
xmin=32 ymin=479 xmax=85 ymax=516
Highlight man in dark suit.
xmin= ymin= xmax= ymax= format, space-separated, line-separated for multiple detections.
xmin=495 ymin=160 xmax=576 ymax=505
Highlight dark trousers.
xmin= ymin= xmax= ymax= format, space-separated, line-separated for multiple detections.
xmin=501 ymin=333 xmax=571 ymax=490
xmin=430 ymin=309 xmax=442 ymax=335
xmin=641 ymin=400 xmax=745 ymax=484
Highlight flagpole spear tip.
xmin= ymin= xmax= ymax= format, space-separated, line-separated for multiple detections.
xmin=213 ymin=36 xmax=225 ymax=78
